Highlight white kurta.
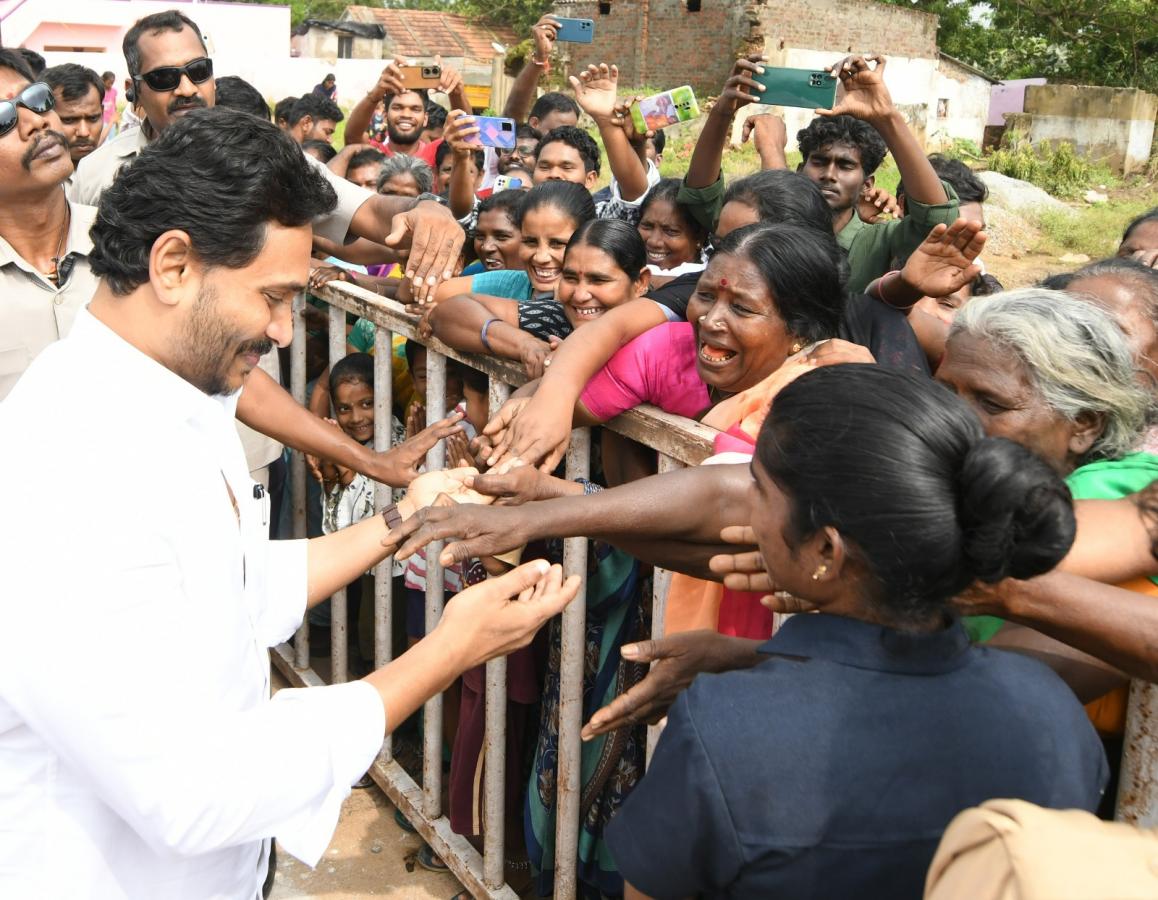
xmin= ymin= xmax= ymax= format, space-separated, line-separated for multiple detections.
xmin=0 ymin=310 xmax=385 ymax=899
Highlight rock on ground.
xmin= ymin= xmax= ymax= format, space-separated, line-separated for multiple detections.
xmin=979 ymin=171 xmax=1074 ymax=217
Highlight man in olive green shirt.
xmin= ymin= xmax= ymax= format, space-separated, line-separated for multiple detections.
xmin=677 ymin=53 xmax=959 ymax=293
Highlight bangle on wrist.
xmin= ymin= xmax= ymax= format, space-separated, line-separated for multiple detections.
xmin=480 ymin=317 xmax=501 ymax=353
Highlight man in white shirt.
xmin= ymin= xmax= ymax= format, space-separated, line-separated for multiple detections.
xmin=66 ymin=8 xmax=472 ymax=489
xmin=0 ymin=105 xmax=578 ymax=900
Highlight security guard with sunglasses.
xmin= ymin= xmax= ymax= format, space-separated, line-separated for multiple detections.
xmin=0 ymin=51 xmax=100 ymax=402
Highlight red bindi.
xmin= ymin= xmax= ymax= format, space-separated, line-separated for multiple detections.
xmin=719 ymin=277 xmax=729 ymax=287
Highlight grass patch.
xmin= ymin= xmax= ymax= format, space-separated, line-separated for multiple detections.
xmin=1034 ymin=193 xmax=1158 ymax=259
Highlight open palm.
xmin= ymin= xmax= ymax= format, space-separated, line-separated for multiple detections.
xmin=902 ymin=220 xmax=987 ymax=299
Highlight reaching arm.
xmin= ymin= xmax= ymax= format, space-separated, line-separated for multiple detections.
xmin=503 ymin=15 xmax=560 ymax=123
xmin=346 ymin=61 xmax=405 ymax=144
xmin=236 ymin=367 xmax=463 ymax=486
xmin=1062 ymin=490 xmax=1158 ymax=583
xmin=482 ymin=298 xmax=669 ymax=469
xmin=443 ymin=109 xmax=482 ymax=220
xmin=685 ymin=55 xmax=766 ymax=190
xmin=326 ymin=142 xmax=365 ymax=179
xmin=390 ymin=462 xmax=754 ymax=575
xmin=743 ymin=113 xmax=788 ymax=170
xmin=571 ymin=63 xmax=650 ymax=202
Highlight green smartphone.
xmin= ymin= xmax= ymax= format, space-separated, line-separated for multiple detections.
xmin=630 ymin=85 xmax=701 ymax=134
xmin=751 ymin=66 xmax=838 ymax=110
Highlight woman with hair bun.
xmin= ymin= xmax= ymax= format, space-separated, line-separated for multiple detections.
xmin=606 ymin=365 xmax=1106 ymax=900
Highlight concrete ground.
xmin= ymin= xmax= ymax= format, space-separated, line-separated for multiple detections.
xmin=269 ymin=671 xmax=465 ymax=900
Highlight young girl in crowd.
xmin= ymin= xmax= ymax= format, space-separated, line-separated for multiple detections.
xmin=607 ymin=365 xmax=1107 ymax=899
xmin=430 ymin=218 xmax=650 ymax=377
xmin=434 ymin=180 xmax=597 ymax=305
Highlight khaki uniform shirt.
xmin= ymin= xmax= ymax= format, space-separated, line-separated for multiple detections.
xmin=0 ymin=200 xmax=100 ymax=401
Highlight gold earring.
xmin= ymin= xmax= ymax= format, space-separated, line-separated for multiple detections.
xmin=791 ymin=341 xmax=804 ymax=354
xmin=811 ymin=564 xmax=828 ymax=581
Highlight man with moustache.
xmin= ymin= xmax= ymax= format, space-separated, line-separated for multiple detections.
xmin=0 ymin=49 xmax=99 ymax=402
xmin=42 ymin=63 xmax=106 ymax=168
xmin=0 ymin=105 xmax=577 ymax=899
xmin=63 ymin=9 xmax=474 ymax=490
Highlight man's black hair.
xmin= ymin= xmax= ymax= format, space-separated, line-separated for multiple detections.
xmin=123 ymin=10 xmax=207 ymax=78
xmin=0 ymin=48 xmax=35 ymax=81
xmin=529 ymin=91 xmax=579 ymax=123
xmin=424 ymin=103 xmax=448 ymax=129
xmin=797 ymin=114 xmax=887 ymax=177
xmin=349 ymin=147 xmax=386 ymax=170
xmin=17 ymin=48 xmax=45 ymax=77
xmin=516 ymin=123 xmax=541 ymax=142
xmin=1123 ymin=208 xmax=1158 ymax=244
xmin=897 ymin=155 xmax=989 ymax=204
xmin=434 ymin=140 xmax=483 ymax=172
xmin=387 ymin=88 xmax=429 ymax=108
xmin=274 ymin=95 xmax=297 ymax=125
xmin=42 ymin=63 xmax=106 ymax=103
xmin=302 ymin=139 xmax=337 ymax=163
xmin=90 ymin=107 xmax=338 ymax=296
xmin=287 ymin=92 xmax=343 ymax=128
xmin=215 ymin=75 xmax=270 ymax=121
xmin=652 ymin=128 xmax=666 ymax=156
xmin=330 ymin=352 xmax=374 ymax=398
xmin=535 ymin=125 xmax=601 ymax=176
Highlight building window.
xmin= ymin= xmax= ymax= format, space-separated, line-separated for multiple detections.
xmin=337 ymin=35 xmax=354 ymax=59
xmin=599 ymin=1 xmax=611 ymax=13
xmin=936 ymin=98 xmax=949 ymax=118
xmin=687 ymin=0 xmax=701 ymax=9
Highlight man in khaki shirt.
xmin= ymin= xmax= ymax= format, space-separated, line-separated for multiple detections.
xmin=0 ymin=50 xmax=99 ymax=402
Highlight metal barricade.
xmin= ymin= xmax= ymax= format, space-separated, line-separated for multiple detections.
xmin=271 ymin=283 xmax=718 ymax=899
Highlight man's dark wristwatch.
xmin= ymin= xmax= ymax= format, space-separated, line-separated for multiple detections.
xmin=415 ymin=192 xmax=448 ymax=207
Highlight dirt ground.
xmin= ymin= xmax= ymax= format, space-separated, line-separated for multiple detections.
xmin=269 ymin=671 xmax=466 ymax=900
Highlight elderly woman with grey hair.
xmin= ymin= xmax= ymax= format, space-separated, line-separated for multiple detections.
xmin=937 ymin=288 xmax=1157 ymax=710
xmin=376 ymin=153 xmax=434 ymax=198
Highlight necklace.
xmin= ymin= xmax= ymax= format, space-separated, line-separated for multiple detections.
xmin=44 ymin=199 xmax=71 ymax=287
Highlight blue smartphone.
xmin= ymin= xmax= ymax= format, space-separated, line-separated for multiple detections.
xmin=554 ymin=17 xmax=594 ymax=43
xmin=464 ymin=116 xmax=517 ymax=150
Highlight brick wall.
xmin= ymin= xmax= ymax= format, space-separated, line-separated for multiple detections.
xmin=550 ymin=0 xmax=936 ymax=92
xmin=551 ymin=0 xmax=750 ymax=93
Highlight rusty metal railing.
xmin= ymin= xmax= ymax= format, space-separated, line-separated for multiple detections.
xmin=271 ymin=282 xmax=718 ymax=899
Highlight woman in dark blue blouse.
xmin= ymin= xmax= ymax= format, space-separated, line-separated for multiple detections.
xmin=607 ymin=365 xmax=1107 ymax=900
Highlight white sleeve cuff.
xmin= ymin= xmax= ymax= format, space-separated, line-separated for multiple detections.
xmin=609 ymin=159 xmax=662 ymax=206
xmin=269 ymin=680 xmax=386 ymax=867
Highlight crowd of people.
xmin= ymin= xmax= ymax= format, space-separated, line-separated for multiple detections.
xmin=2 ymin=6 xmax=1158 ymax=900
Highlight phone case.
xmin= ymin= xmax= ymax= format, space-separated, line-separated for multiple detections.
xmin=750 ymin=66 xmax=838 ymax=110
xmin=554 ymin=17 xmax=594 ymax=43
xmin=493 ymin=174 xmax=527 ymax=192
xmin=464 ymin=116 xmax=517 ymax=150
xmin=630 ymin=85 xmax=700 ymax=133
xmin=400 ymin=64 xmax=442 ymax=89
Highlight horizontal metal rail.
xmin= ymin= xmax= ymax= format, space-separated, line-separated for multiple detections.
xmin=277 ymin=281 xmax=720 ymax=898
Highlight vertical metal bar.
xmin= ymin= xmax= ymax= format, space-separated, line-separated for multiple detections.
xmin=1117 ymin=680 xmax=1158 ymax=824
xmin=483 ymin=377 xmax=512 ymax=889
xmin=328 ymin=302 xmax=348 ymax=684
xmin=553 ymin=427 xmax=591 ymax=900
xmin=372 ymin=326 xmax=396 ymax=758
xmin=646 ymin=453 xmax=681 ymax=762
xmin=291 ymin=293 xmax=310 ymax=668
xmin=423 ymin=350 xmax=448 ymax=820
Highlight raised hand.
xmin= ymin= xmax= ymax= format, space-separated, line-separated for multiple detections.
xmin=858 ymin=185 xmax=900 ymax=223
xmin=443 ymin=428 xmax=473 ymax=469
xmin=569 ymin=63 xmax=620 ymax=123
xmin=369 ymin=59 xmax=407 ymax=103
xmin=442 ymin=108 xmax=480 ymax=156
xmin=742 ymin=112 xmax=788 ymax=169
xmin=899 ymin=219 xmax=987 ymax=300
xmin=708 ymin=525 xmax=772 ymax=593
xmin=388 ymin=502 xmax=536 ymax=564
xmin=715 ymin=54 xmax=767 ymax=118
xmin=530 ymin=14 xmax=560 ymax=63
xmin=821 ymin=54 xmax=894 ymax=122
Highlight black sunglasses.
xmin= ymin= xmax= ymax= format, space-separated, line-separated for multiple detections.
xmin=0 ymin=82 xmax=55 ymax=138
xmin=136 ymin=57 xmax=213 ymax=93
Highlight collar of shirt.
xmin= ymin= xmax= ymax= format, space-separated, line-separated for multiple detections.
xmin=759 ymin=612 xmax=971 ymax=675
xmin=0 ymin=198 xmax=96 ymax=288
xmin=835 ymin=207 xmax=868 ymax=251
xmin=68 ymin=306 xmax=240 ymax=431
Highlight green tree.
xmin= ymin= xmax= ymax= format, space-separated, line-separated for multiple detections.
xmin=877 ymin=0 xmax=1158 ymax=93
xmin=230 ymin=0 xmax=357 ymax=29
